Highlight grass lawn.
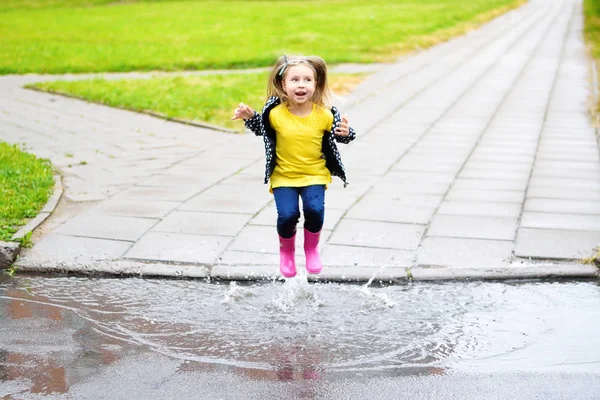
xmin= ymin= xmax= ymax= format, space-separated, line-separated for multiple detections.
xmin=585 ymin=0 xmax=600 ymax=56
xmin=1 ymin=0 xmax=525 ymax=74
xmin=584 ymin=0 xmax=600 ymax=115
xmin=27 ymin=72 xmax=366 ymax=131
xmin=0 ymin=142 xmax=54 ymax=242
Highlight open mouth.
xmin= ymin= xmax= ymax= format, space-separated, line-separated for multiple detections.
xmin=295 ymin=91 xmax=307 ymax=97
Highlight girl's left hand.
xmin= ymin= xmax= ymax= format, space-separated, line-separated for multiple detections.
xmin=335 ymin=116 xmax=350 ymax=136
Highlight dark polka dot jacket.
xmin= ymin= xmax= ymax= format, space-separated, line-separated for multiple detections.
xmin=244 ymin=96 xmax=357 ymax=187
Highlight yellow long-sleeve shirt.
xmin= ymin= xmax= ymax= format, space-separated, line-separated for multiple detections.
xmin=269 ymin=103 xmax=334 ymax=190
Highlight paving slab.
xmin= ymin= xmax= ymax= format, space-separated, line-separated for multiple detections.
xmin=179 ymin=192 xmax=271 ymax=214
xmin=328 ymin=220 xmax=426 ymax=250
xmin=531 ymin=167 xmax=600 ymax=180
xmin=113 ymin=185 xmax=204 ymax=202
xmin=320 ymin=245 xmax=415 ymax=268
xmin=55 ymin=214 xmax=158 ymax=242
xmin=451 ymin=178 xmax=529 ymax=192
xmin=446 ymin=189 xmax=525 ymax=203
xmin=529 ymin=176 xmax=600 ymax=190
xmin=216 ymin=250 xmax=281 ymax=266
xmin=469 ymin=153 xmax=534 ymax=164
xmin=438 ymin=201 xmax=523 ymax=218
xmin=524 ymin=198 xmax=600 ymax=214
xmin=153 ymin=210 xmax=253 ymax=237
xmin=88 ymin=199 xmax=180 ymax=218
xmin=22 ymin=234 xmax=132 ymax=263
xmin=521 ymin=212 xmax=600 ymax=231
xmin=427 ymin=215 xmax=518 ymax=240
xmin=533 ymin=160 xmax=600 ymax=171
xmin=464 ymin=160 xmax=533 ymax=172
xmin=527 ymin=186 xmax=600 ymax=200
xmin=324 ymin=187 xmax=370 ymax=211
xmin=515 ymin=228 xmax=600 ymax=259
xmin=392 ymin=160 xmax=463 ymax=174
xmin=459 ymin=166 xmax=531 ymax=179
xmin=124 ymin=232 xmax=232 ymax=264
xmin=536 ymin=152 xmax=600 ymax=162
xmin=417 ymin=237 xmax=514 ymax=267
xmin=346 ymin=194 xmax=436 ymax=224
xmin=371 ymin=182 xmax=450 ymax=196
xmin=136 ymin=174 xmax=215 ymax=188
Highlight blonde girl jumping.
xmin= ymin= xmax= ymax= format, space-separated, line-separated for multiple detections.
xmin=232 ymin=55 xmax=356 ymax=278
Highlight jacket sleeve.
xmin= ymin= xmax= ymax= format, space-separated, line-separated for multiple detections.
xmin=244 ymin=111 xmax=263 ymax=136
xmin=330 ymin=106 xmax=356 ymax=144
xmin=334 ymin=126 xmax=356 ymax=144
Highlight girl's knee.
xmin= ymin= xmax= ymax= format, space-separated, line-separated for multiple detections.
xmin=304 ymin=205 xmax=324 ymax=220
xmin=303 ymin=206 xmax=324 ymax=231
xmin=277 ymin=210 xmax=300 ymax=237
xmin=303 ymin=192 xmax=325 ymax=219
xmin=278 ymin=210 xmax=301 ymax=226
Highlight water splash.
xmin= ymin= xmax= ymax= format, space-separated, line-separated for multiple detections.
xmin=356 ymin=265 xmax=396 ymax=310
xmin=221 ymin=281 xmax=255 ymax=304
xmin=356 ymin=285 xmax=396 ymax=310
xmin=269 ymin=275 xmax=323 ymax=312
xmin=364 ymin=265 xmax=387 ymax=288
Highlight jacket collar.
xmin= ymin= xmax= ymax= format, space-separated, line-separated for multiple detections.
xmin=261 ymin=96 xmax=281 ymax=114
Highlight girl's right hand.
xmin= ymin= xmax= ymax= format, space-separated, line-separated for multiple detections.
xmin=232 ymin=103 xmax=255 ymax=120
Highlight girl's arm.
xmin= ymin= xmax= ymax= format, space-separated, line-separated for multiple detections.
xmin=232 ymin=103 xmax=262 ymax=136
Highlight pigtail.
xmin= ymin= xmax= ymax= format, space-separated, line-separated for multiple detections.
xmin=305 ymin=56 xmax=332 ymax=108
xmin=266 ymin=56 xmax=288 ymax=101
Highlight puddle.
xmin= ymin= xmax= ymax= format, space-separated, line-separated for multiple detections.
xmin=1 ymin=274 xmax=599 ymax=396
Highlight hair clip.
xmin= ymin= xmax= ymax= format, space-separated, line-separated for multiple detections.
xmin=278 ymin=54 xmax=288 ymax=77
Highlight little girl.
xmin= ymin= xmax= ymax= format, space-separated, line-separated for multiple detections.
xmin=232 ymin=54 xmax=356 ymax=278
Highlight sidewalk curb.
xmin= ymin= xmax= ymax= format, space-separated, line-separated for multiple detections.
xmin=408 ymin=264 xmax=599 ymax=281
xmin=14 ymin=259 xmax=210 ymax=279
xmin=0 ymin=174 xmax=63 ymax=270
xmin=11 ymin=259 xmax=599 ymax=282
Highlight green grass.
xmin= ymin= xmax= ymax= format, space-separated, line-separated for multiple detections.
xmin=0 ymin=0 xmax=111 ymax=11
xmin=28 ymin=72 xmax=366 ymax=131
xmin=584 ymin=0 xmax=600 ymax=118
xmin=0 ymin=0 xmax=524 ymax=74
xmin=0 ymin=142 xmax=54 ymax=242
xmin=585 ymin=0 xmax=600 ymax=58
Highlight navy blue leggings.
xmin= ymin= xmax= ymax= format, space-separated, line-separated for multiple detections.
xmin=273 ymin=185 xmax=325 ymax=239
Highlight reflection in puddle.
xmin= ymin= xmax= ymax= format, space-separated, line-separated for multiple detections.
xmin=1 ymin=275 xmax=599 ymax=396
xmin=0 ymin=350 xmax=67 ymax=395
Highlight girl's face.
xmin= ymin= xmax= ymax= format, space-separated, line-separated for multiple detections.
xmin=282 ymin=64 xmax=316 ymax=105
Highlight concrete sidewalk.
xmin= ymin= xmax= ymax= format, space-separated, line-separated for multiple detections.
xmin=1 ymin=0 xmax=598 ymax=281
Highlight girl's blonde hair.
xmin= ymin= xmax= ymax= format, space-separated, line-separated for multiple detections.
xmin=266 ymin=55 xmax=332 ymax=107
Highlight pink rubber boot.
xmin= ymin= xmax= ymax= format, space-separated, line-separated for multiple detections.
xmin=304 ymin=230 xmax=322 ymax=274
xmin=279 ymin=234 xmax=296 ymax=278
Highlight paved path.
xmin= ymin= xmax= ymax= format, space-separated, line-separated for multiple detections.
xmin=1 ymin=0 xmax=599 ymax=280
